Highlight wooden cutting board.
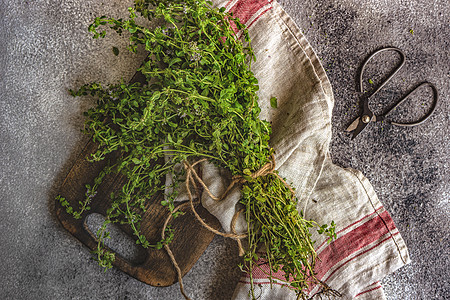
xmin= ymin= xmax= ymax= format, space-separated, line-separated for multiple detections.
xmin=55 ymin=70 xmax=221 ymax=287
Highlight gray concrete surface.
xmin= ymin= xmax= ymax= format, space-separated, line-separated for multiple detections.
xmin=0 ymin=0 xmax=448 ymax=299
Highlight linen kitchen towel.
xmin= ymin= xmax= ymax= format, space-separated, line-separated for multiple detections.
xmin=168 ymin=0 xmax=411 ymax=299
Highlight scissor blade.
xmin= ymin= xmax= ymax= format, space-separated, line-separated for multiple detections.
xmin=346 ymin=117 xmax=361 ymax=132
xmin=350 ymin=118 xmax=370 ymax=139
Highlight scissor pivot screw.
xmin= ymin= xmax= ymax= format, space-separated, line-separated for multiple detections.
xmin=362 ymin=115 xmax=371 ymax=123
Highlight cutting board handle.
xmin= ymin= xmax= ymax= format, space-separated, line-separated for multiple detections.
xmin=82 ymin=211 xmax=150 ymax=266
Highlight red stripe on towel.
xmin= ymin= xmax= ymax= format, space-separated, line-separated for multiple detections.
xmin=355 ymin=282 xmax=382 ymax=297
xmin=315 ymin=206 xmax=384 ymax=253
xmin=243 ymin=262 xmax=291 ymax=282
xmin=226 ymin=0 xmax=273 ymax=33
xmin=228 ymin=0 xmax=271 ymax=23
xmin=246 ymin=7 xmax=273 ymax=29
xmin=313 ymin=210 xmax=397 ymax=280
xmin=224 ymin=0 xmax=234 ymax=8
xmin=336 ymin=206 xmax=384 ymax=235
xmin=324 ymin=233 xmax=399 ymax=281
xmin=247 ymin=209 xmax=397 ymax=283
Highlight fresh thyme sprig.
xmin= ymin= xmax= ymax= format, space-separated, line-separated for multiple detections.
xmin=61 ymin=1 xmax=337 ymax=298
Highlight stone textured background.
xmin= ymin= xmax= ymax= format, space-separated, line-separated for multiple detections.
xmin=0 ymin=0 xmax=448 ymax=299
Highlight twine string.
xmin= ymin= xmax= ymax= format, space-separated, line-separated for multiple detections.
xmin=161 ymin=154 xmax=296 ymax=300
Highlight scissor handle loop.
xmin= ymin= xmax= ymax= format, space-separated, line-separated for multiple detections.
xmin=360 ymin=47 xmax=406 ymax=97
xmin=380 ymin=82 xmax=439 ymax=127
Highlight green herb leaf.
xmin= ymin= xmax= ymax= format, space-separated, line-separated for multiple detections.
xmin=270 ymin=97 xmax=278 ymax=108
xmin=62 ymin=2 xmax=337 ymax=298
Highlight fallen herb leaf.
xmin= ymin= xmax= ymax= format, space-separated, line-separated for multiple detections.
xmin=270 ymin=96 xmax=278 ymax=108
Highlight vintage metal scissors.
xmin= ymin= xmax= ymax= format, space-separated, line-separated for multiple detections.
xmin=346 ymin=47 xmax=438 ymax=139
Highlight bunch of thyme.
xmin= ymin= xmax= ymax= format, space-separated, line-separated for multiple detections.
xmin=60 ymin=0 xmax=337 ymax=298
